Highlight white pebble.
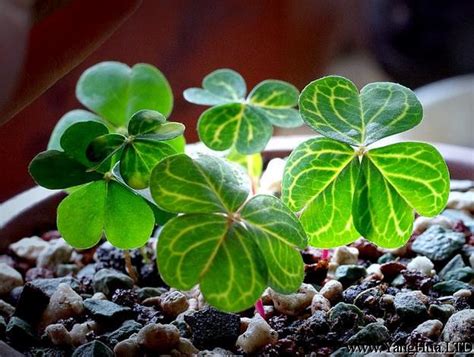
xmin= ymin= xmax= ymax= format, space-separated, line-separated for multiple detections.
xmin=236 ymin=314 xmax=278 ymax=353
xmin=331 ymin=246 xmax=359 ymax=265
xmin=319 ymin=280 xmax=343 ymax=303
xmin=447 ymin=191 xmax=474 ymax=213
xmin=270 ymin=284 xmax=317 ymax=316
xmin=311 ymin=294 xmax=331 ymax=313
xmin=258 ymin=158 xmax=286 ymax=195
xmin=413 ymin=319 xmax=443 ymax=339
xmin=91 ymin=292 xmax=107 ymax=300
xmin=453 ymin=289 xmax=471 ymax=298
xmin=45 ymin=323 xmax=72 ymax=346
xmin=407 ymin=256 xmax=435 ymax=276
xmin=0 ymin=263 xmax=23 ymax=295
xmin=70 ymin=321 xmax=97 ymax=346
xmin=37 ymin=238 xmax=73 ymax=268
xmin=413 ymin=215 xmax=453 ymax=234
xmin=9 ymin=236 xmax=49 ymax=262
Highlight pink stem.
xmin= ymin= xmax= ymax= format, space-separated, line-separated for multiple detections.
xmin=321 ymin=249 xmax=330 ymax=260
xmin=255 ymin=298 xmax=266 ymax=319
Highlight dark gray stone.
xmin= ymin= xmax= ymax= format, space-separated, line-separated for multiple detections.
xmin=184 ymin=307 xmax=240 ymax=350
xmin=335 ymin=265 xmax=367 ymax=285
xmin=439 ymin=254 xmax=466 ymax=279
xmin=442 ymin=309 xmax=474 ymax=343
xmin=136 ymin=287 xmax=167 ymax=301
xmin=6 ymin=316 xmax=37 ymax=347
xmin=411 ymin=225 xmax=465 ymax=261
xmin=347 ymin=322 xmax=390 ymax=345
xmin=0 ymin=316 xmax=5 ymax=338
xmin=377 ymin=253 xmax=395 ymax=264
xmin=101 ymin=319 xmax=142 ymax=346
xmin=0 ymin=341 xmax=23 ymax=357
xmin=92 ymin=269 xmax=134 ymax=297
xmin=433 ymin=280 xmax=471 ymax=295
xmin=72 ymin=340 xmax=114 ymax=357
xmin=394 ymin=292 xmax=427 ymax=320
xmin=428 ymin=304 xmax=455 ymax=322
xmin=328 ymin=302 xmax=365 ymax=327
xmin=84 ymin=298 xmax=133 ymax=325
xmin=443 ymin=267 xmax=474 ymax=282
xmin=442 ymin=209 xmax=474 ymax=232
xmin=331 ymin=347 xmax=364 ymax=357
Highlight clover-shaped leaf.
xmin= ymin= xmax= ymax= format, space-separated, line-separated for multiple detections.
xmin=283 ymin=76 xmax=450 ymax=248
xmin=150 ymin=154 xmax=307 ymax=312
xmin=87 ymin=110 xmax=184 ymax=189
xmin=184 ymin=69 xmax=303 ymax=154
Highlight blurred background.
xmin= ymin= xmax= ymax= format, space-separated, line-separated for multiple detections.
xmin=0 ymin=0 xmax=473 ymax=201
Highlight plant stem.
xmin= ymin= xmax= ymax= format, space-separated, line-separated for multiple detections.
xmin=255 ymin=298 xmax=266 ymax=319
xmin=124 ymin=250 xmax=138 ymax=283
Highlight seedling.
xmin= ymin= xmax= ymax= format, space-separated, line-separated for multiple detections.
xmin=282 ymin=76 xmax=450 ymax=248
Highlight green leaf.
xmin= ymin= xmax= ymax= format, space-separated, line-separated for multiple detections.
xmin=60 ymin=121 xmax=110 ymax=167
xmin=198 ymin=103 xmax=273 ymax=154
xmin=141 ymin=122 xmax=185 ymax=141
xmin=203 ymin=69 xmax=246 ymax=101
xmin=120 ymin=140 xmax=177 ymax=189
xmin=157 ymin=214 xmax=267 ymax=312
xmin=367 ymin=142 xmax=450 ymax=217
xmin=248 ymin=80 xmax=299 ymax=108
xmin=150 ymin=154 xmax=249 ymax=214
xmin=226 ymin=149 xmax=263 ymax=180
xmin=183 ymin=88 xmax=232 ymax=106
xmin=167 ymin=135 xmax=186 ymax=153
xmin=57 ymin=180 xmax=155 ymax=250
xmin=241 ymin=195 xmax=306 ymax=292
xmin=299 ymin=76 xmax=422 ymax=146
xmin=76 ymin=62 xmax=173 ymax=127
xmin=282 ymin=137 xmax=355 ymax=212
xmin=128 ymin=110 xmax=166 ymax=135
xmin=353 ymin=156 xmax=414 ymax=248
xmin=253 ymin=107 xmax=303 ymax=128
xmin=29 ymin=151 xmax=102 ymax=189
xmin=48 ymin=110 xmax=103 ymax=150
xmin=87 ymin=134 xmax=126 ymax=163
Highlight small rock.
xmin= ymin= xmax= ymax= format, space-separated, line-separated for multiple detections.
xmin=412 ymin=319 xmax=443 ymax=339
xmin=366 ymin=264 xmax=383 ymax=279
xmin=413 ymin=215 xmax=453 ymax=234
xmin=411 ymin=225 xmax=465 ymax=262
xmin=0 ymin=263 xmax=23 ymax=295
xmin=102 ymin=319 xmax=142 ymax=346
xmin=92 ymin=268 xmax=134 ymax=297
xmin=394 ymin=291 xmax=427 ymax=320
xmin=136 ymin=287 xmax=167 ymax=301
xmin=328 ymin=302 xmax=364 ymax=328
xmin=6 ymin=316 xmax=37 ymax=347
xmin=83 ymin=298 xmax=133 ymax=325
xmin=91 ymin=292 xmax=107 ymax=300
xmin=331 ymin=347 xmax=364 ymax=357
xmin=0 ymin=341 xmax=23 ymax=357
xmin=25 ymin=267 xmax=54 ymax=281
xmin=297 ymin=310 xmax=329 ymax=336
xmin=269 ymin=283 xmax=317 ymax=316
xmin=428 ymin=304 xmax=455 ymax=321
xmin=347 ymin=322 xmax=390 ymax=345
xmin=0 ymin=316 xmax=5 ymax=337
xmin=470 ymin=254 xmax=474 ymax=269
xmin=184 ymin=307 xmax=240 ymax=349
xmin=447 ymin=191 xmax=474 ymax=213
xmin=0 ymin=299 xmax=15 ymax=318
xmin=37 ymin=238 xmax=73 ymax=268
xmin=407 ymin=256 xmax=435 ymax=276
xmin=352 ymin=239 xmax=383 ymax=261
xmin=114 ymin=338 xmax=141 ymax=357
xmin=45 ymin=323 xmax=72 ymax=346
xmin=176 ymin=337 xmax=199 ymax=355
xmin=137 ymin=323 xmax=180 ymax=353
xmin=319 ymin=280 xmax=343 ymax=303
xmin=9 ymin=236 xmax=49 ymax=262
xmin=433 ymin=280 xmax=471 ymax=295
xmin=335 ymin=265 xmax=367 ymax=285
xmin=72 ymin=340 xmax=114 ymax=357
xmin=377 ymin=253 xmax=396 ymax=264
xmin=236 ymin=314 xmax=278 ymax=353
xmin=380 ymin=262 xmax=406 ymax=281
xmin=439 ymin=254 xmax=466 ymax=279
xmin=161 ymin=291 xmax=189 ymax=317
xmin=70 ymin=321 xmax=97 ymax=346
xmin=453 ymin=289 xmax=472 ymax=298
xmin=331 ymin=246 xmax=359 ymax=265
xmin=56 ymin=263 xmax=80 ymax=277
xmin=442 ymin=209 xmax=474 ymax=232
xmin=442 ymin=309 xmax=474 ymax=342
xmin=444 ymin=267 xmax=474 ymax=282
xmin=40 ymin=283 xmax=84 ymax=328
xmin=311 ymin=293 xmax=331 ymax=313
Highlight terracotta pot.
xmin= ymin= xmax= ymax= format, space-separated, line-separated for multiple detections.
xmin=1 ymin=135 xmax=473 ymax=252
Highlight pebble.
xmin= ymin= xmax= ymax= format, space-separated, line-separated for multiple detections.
xmin=319 ymin=280 xmax=343 ymax=303
xmin=366 ymin=264 xmax=383 ymax=279
xmin=102 ymin=319 xmax=142 ymax=346
xmin=470 ymin=254 xmax=474 ymax=269
xmin=439 ymin=254 xmax=466 ymax=279
xmin=137 ymin=323 xmax=180 ymax=353
xmin=444 ymin=267 xmax=474 ymax=282
xmin=45 ymin=323 xmax=72 ymax=346
xmin=184 ymin=307 xmax=240 ymax=349
xmin=72 ymin=340 xmax=114 ymax=357
xmin=441 ymin=309 xmax=474 ymax=342
xmin=0 ymin=263 xmax=23 ymax=295
xmin=70 ymin=321 xmax=97 ymax=346
xmin=413 ymin=215 xmax=453 ymax=234
xmin=347 ymin=322 xmax=390 ymax=345
xmin=412 ymin=319 xmax=443 ymax=339
xmin=0 ymin=341 xmax=23 ymax=357
xmin=433 ymin=280 xmax=471 ymax=295
xmin=176 ymin=337 xmax=199 ymax=355
xmin=6 ymin=316 xmax=37 ymax=347
xmin=394 ymin=291 xmax=427 ymax=320
xmin=91 ymin=292 xmax=107 ymax=300
xmin=380 ymin=262 xmax=406 ymax=281
xmin=83 ymin=298 xmax=133 ymax=326
xmin=335 ymin=265 xmax=367 ymax=285
xmin=136 ymin=286 xmax=167 ymax=301
xmin=331 ymin=246 xmax=359 ymax=266
xmin=160 ymin=290 xmax=189 ymax=317
xmin=407 ymin=256 xmax=435 ymax=276
xmin=442 ymin=209 xmax=474 ymax=231
xmin=0 ymin=316 xmax=5 ymax=337
xmin=297 ymin=310 xmax=329 ymax=336
xmin=411 ymin=225 xmax=465 ymax=262
xmin=447 ymin=191 xmax=474 ymax=213
xmin=37 ymin=238 xmax=73 ymax=268
xmin=311 ymin=294 xmax=331 ymax=313
xmin=92 ymin=268 xmax=134 ymax=297
xmin=114 ymin=338 xmax=141 ymax=357
xmin=328 ymin=302 xmax=364 ymax=327
xmin=40 ymin=283 xmax=84 ymax=328
xmin=56 ymin=263 xmax=80 ymax=277
xmin=453 ymin=289 xmax=472 ymax=298
xmin=0 ymin=299 xmax=15 ymax=318
xmin=236 ymin=314 xmax=278 ymax=353
xmin=428 ymin=304 xmax=455 ymax=321
xmin=269 ymin=283 xmax=317 ymax=316
xmin=9 ymin=236 xmax=49 ymax=262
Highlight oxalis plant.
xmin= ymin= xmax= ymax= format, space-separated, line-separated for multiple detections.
xmin=28 ymin=63 xmax=450 ymax=313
